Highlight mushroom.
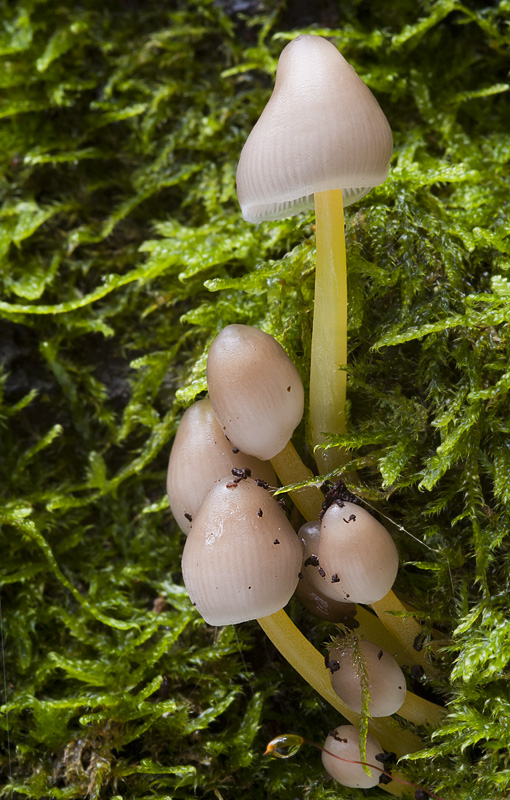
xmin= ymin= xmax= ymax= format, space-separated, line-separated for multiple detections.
xmin=236 ymin=34 xmax=392 ymax=471
xmin=166 ymin=397 xmax=276 ymax=533
xmin=322 ymin=724 xmax=383 ymax=789
xmin=181 ymin=476 xmax=302 ymax=625
xmin=206 ymin=324 xmax=304 ymax=461
xmin=295 ymin=520 xmax=357 ymax=623
xmin=317 ymin=501 xmax=399 ymax=604
xmin=327 ymin=637 xmax=406 ymax=717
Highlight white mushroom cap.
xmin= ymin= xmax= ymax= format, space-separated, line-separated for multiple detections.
xmin=237 ymin=34 xmax=393 ymax=222
xmin=322 ymin=724 xmax=383 ymax=789
xmin=166 ymin=397 xmax=277 ymax=533
xmin=318 ymin=501 xmax=398 ymax=604
xmin=181 ymin=477 xmax=303 ymax=625
xmin=328 ymin=638 xmax=406 ymax=717
xmin=206 ymin=324 xmax=304 ymax=461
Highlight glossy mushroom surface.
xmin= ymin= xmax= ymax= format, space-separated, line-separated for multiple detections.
xmin=318 ymin=501 xmax=399 ymax=604
xmin=182 ymin=476 xmax=302 ymax=625
xmin=207 ymin=324 xmax=304 ymax=461
xmin=322 ymin=724 xmax=383 ymax=789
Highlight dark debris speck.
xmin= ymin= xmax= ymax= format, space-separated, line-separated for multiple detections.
xmin=318 ymin=480 xmax=362 ymax=520
xmin=375 ymin=752 xmax=396 ymax=765
xmin=232 ymin=466 xmax=251 ymax=479
xmin=411 ymin=664 xmax=425 ymax=680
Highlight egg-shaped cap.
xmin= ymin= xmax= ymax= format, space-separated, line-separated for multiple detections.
xmin=182 ymin=477 xmax=302 ymax=625
xmin=322 ymin=725 xmax=382 ymax=789
xmin=237 ymin=34 xmax=393 ymax=223
xmin=207 ymin=324 xmax=304 ymax=461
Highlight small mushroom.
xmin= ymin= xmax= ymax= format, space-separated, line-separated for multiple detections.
xmin=322 ymin=724 xmax=383 ymax=789
xmin=206 ymin=324 xmax=304 ymax=461
xmin=181 ymin=477 xmax=303 ymax=625
xmin=237 ymin=35 xmax=392 ymax=471
xmin=295 ymin=521 xmax=356 ymax=622
xmin=328 ymin=638 xmax=406 ymax=717
xmin=166 ymin=397 xmax=276 ymax=533
xmin=318 ymin=501 xmax=398 ymax=604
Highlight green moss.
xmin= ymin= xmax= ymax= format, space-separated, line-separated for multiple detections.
xmin=1 ymin=0 xmax=510 ymax=798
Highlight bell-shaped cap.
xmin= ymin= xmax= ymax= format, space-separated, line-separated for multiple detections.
xmin=237 ymin=34 xmax=393 ymax=222
xmin=328 ymin=638 xmax=406 ymax=717
xmin=207 ymin=324 xmax=304 ymax=461
xmin=167 ymin=397 xmax=277 ymax=533
xmin=318 ymin=501 xmax=398 ymax=604
xmin=182 ymin=477 xmax=303 ymax=625
xmin=322 ymin=725 xmax=382 ymax=789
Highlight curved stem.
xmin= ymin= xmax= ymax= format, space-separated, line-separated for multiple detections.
xmin=310 ymin=189 xmax=348 ymax=474
xmin=371 ymin=592 xmax=437 ymax=673
xmin=355 ymin=605 xmax=416 ymax=665
xmin=258 ymin=609 xmax=444 ymax=745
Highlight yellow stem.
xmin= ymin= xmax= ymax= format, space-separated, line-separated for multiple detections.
xmin=355 ymin=605 xmax=413 ymax=665
xmin=310 ymin=189 xmax=348 ymax=474
xmin=257 ymin=610 xmax=428 ymax=751
xmin=270 ymin=441 xmax=323 ymax=520
xmin=258 ymin=609 xmax=444 ymax=795
xmin=371 ymin=591 xmax=438 ymax=673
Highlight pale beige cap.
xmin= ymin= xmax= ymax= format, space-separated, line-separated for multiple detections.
xmin=207 ymin=324 xmax=304 ymax=461
xmin=237 ymin=34 xmax=393 ymax=222
xmin=182 ymin=477 xmax=302 ymax=625
xmin=166 ymin=397 xmax=276 ymax=533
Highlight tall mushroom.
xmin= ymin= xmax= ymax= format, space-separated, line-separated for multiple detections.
xmin=235 ymin=37 xmax=432 ymax=684
xmin=236 ymin=34 xmax=392 ymax=472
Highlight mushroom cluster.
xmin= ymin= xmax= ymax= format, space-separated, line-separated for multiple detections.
xmin=168 ymin=324 xmax=305 ymax=625
xmin=167 ymin=322 xmax=412 ymax=791
xmin=166 ymin=32 xmax=441 ymax=796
